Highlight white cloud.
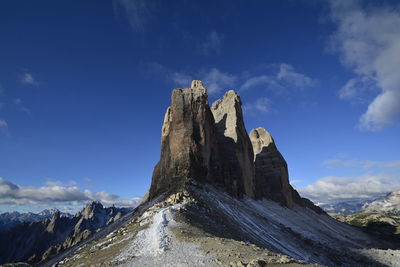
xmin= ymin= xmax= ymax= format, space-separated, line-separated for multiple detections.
xmin=0 ymin=177 xmax=141 ymax=209
xmin=201 ymin=68 xmax=236 ymax=94
xmin=298 ymin=175 xmax=400 ymax=203
xmin=169 ymin=68 xmax=237 ymax=95
xmin=200 ymin=30 xmax=223 ymax=55
xmin=329 ymin=0 xmax=400 ymax=130
xmin=338 ymin=76 xmax=376 ymax=100
xmin=299 ymin=157 xmax=400 ymax=203
xmin=243 ymin=97 xmax=271 ymax=113
xmin=170 ymin=72 xmax=192 ymax=88
xmin=277 ymin=63 xmax=314 ymax=89
xmin=21 ymin=72 xmax=38 ymax=86
xmin=240 ymin=75 xmax=281 ymax=92
xmin=239 ymin=63 xmax=315 ymax=92
xmin=152 ymin=62 xmax=312 ymax=96
xmin=0 ymin=120 xmax=9 ymax=136
xmin=114 ymin=0 xmax=151 ymax=31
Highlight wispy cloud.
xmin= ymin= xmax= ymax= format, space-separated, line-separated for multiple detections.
xmin=329 ymin=0 xmax=400 ymax=130
xmin=277 ymin=63 xmax=315 ymax=89
xmin=170 ymin=72 xmax=193 ymax=88
xmin=201 ymin=68 xmax=236 ymax=94
xmin=150 ymin=62 xmax=313 ymax=97
xmin=200 ymin=30 xmax=223 ymax=55
xmin=243 ymin=97 xmax=271 ymax=114
xmin=14 ymin=98 xmax=31 ymax=115
xmin=0 ymin=177 xmax=142 ymax=209
xmin=114 ymin=0 xmax=152 ymax=31
xmin=20 ymin=72 xmax=39 ymax=86
xmin=167 ymin=67 xmax=237 ymax=95
xmin=0 ymin=120 xmax=9 ymax=136
xmin=240 ymin=63 xmax=316 ymax=92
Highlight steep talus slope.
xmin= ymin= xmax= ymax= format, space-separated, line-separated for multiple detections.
xmin=52 ymin=188 xmax=317 ymax=267
xmin=52 ymin=184 xmax=395 ymax=267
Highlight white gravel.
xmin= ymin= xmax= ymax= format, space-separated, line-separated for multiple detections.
xmin=114 ymin=204 xmax=218 ymax=267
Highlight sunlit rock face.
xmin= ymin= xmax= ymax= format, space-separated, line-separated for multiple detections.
xmin=149 ymin=81 xmax=223 ymax=199
xmin=149 ymin=80 xmax=324 ymax=214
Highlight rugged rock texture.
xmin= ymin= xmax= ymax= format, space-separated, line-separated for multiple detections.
xmin=149 ymin=81 xmax=323 ymax=214
xmin=149 ymin=80 xmax=223 ymax=199
xmin=249 ymin=127 xmax=293 ymax=207
xmin=0 ymin=201 xmax=130 ymax=265
xmin=249 ymin=127 xmax=324 ymax=213
xmin=211 ymin=90 xmax=255 ymax=198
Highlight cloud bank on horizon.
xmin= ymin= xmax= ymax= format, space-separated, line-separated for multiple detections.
xmin=297 ymin=158 xmax=400 ymax=204
xmin=0 ymin=177 xmax=142 ymax=213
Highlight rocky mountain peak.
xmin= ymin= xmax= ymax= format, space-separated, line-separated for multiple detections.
xmin=211 ymin=89 xmax=255 ymax=198
xmin=81 ymin=201 xmax=104 ymax=219
xmin=191 ymin=80 xmax=205 ymax=90
xmin=149 ymin=81 xmax=321 ymax=212
xmin=249 ymin=127 xmax=293 ymax=207
xmin=149 ymin=81 xmax=222 ymax=199
xmin=249 ymin=127 xmax=276 ymax=155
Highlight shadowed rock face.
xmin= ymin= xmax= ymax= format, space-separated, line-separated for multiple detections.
xmin=149 ymin=81 xmax=323 ymax=214
xmin=211 ymin=90 xmax=255 ymax=198
xmin=149 ymin=81 xmax=222 ymax=199
xmin=249 ymin=127 xmax=293 ymax=207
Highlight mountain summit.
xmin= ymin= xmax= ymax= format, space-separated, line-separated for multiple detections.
xmin=30 ymin=82 xmax=399 ymax=267
xmin=149 ymin=81 xmax=322 ymax=212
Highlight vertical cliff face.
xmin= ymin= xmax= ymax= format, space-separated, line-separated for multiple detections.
xmin=249 ymin=127 xmax=293 ymax=207
xmin=148 ymin=80 xmax=323 ymax=213
xmin=149 ymin=81 xmax=222 ymax=199
xmin=211 ymin=90 xmax=255 ymax=198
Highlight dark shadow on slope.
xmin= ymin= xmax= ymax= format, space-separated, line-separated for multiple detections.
xmin=177 ymin=186 xmax=389 ymax=267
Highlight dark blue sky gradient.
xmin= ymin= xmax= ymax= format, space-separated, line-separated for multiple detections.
xmin=0 ymin=0 xmax=398 ymax=210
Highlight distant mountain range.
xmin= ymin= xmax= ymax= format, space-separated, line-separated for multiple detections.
xmin=0 ymin=201 xmax=134 ymax=265
xmin=0 ymin=209 xmax=72 ymax=231
xmin=318 ymin=190 xmax=400 ymax=214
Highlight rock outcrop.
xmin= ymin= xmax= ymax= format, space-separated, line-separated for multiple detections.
xmin=149 ymin=80 xmax=222 ymax=199
xmin=149 ymin=80 xmax=323 ymax=213
xmin=211 ymin=90 xmax=255 ymax=198
xmin=249 ymin=127 xmax=293 ymax=207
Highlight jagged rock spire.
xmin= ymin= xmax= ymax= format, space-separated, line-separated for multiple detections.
xmin=149 ymin=81 xmax=222 ymax=199
xmin=211 ymin=90 xmax=255 ymax=198
xmin=148 ymin=81 xmax=324 ymax=213
xmin=249 ymin=127 xmax=293 ymax=207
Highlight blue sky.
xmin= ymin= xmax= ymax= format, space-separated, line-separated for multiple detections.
xmin=0 ymin=0 xmax=399 ymax=213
